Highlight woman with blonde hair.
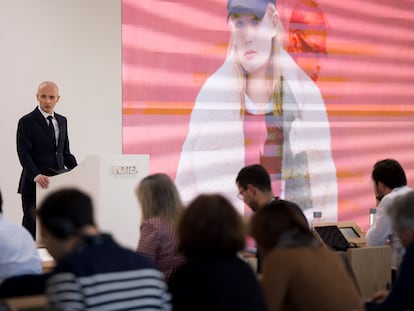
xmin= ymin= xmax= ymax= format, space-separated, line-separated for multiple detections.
xmin=135 ymin=173 xmax=184 ymax=280
xmin=176 ymin=0 xmax=337 ymax=221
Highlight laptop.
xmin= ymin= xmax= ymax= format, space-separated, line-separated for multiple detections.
xmin=314 ymin=225 xmax=351 ymax=251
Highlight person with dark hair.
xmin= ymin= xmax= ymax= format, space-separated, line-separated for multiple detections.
xmin=168 ymin=194 xmax=266 ymax=311
xmin=37 ymin=188 xmax=171 ymax=310
xmin=236 ymin=164 xmax=308 ymax=272
xmin=366 ymin=159 xmax=412 ymax=277
xmin=0 ymin=189 xmax=42 ymax=285
xmin=250 ymin=200 xmax=362 ymax=311
xmin=17 ymin=81 xmax=77 ymax=239
xmin=135 ymin=173 xmax=184 ymax=281
xmin=236 ymin=164 xmax=274 ymax=212
xmin=366 ymin=190 xmax=414 ymax=311
xmin=236 ymin=164 xmax=306 ymax=221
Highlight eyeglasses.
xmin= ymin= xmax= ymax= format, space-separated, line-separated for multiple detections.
xmin=237 ymin=188 xmax=246 ymax=200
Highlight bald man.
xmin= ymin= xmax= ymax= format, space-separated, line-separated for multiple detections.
xmin=17 ymin=81 xmax=77 ymax=239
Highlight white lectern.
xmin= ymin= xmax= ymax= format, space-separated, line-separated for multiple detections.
xmin=36 ymin=155 xmax=150 ymax=250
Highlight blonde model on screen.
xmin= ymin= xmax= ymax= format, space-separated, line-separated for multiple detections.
xmin=175 ymin=0 xmax=337 ymax=220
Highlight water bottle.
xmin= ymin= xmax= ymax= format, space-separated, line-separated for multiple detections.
xmin=369 ymin=208 xmax=377 ymax=227
xmin=312 ymin=211 xmax=322 ymax=228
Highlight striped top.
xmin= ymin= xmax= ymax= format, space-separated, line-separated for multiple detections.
xmin=137 ymin=218 xmax=184 ymax=281
xmin=243 ymin=110 xmax=284 ymax=196
xmin=46 ymin=234 xmax=171 ymax=310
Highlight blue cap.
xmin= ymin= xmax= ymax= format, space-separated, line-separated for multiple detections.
xmin=227 ymin=0 xmax=276 ymax=19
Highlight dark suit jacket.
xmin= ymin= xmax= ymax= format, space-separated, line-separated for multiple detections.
xmin=17 ymin=107 xmax=77 ymax=195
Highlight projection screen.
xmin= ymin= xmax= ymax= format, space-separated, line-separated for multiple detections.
xmin=122 ymin=0 xmax=414 ymax=229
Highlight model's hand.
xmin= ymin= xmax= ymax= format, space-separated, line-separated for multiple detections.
xmin=34 ymin=174 xmax=50 ymax=189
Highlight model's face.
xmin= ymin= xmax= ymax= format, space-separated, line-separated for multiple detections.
xmin=230 ymin=10 xmax=277 ymax=77
xmin=37 ymin=83 xmax=60 ymax=114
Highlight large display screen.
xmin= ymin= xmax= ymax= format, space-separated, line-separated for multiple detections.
xmin=122 ymin=0 xmax=414 ymax=229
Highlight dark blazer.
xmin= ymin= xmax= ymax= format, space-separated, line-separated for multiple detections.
xmin=17 ymin=107 xmax=77 ymax=195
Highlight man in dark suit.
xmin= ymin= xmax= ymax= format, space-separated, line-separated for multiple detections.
xmin=17 ymin=81 xmax=77 ymax=239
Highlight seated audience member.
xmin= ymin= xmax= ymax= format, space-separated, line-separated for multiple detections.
xmin=236 ymin=164 xmax=308 ymax=272
xmin=0 ymin=189 xmax=42 ymax=284
xmin=250 ymin=199 xmax=362 ymax=311
xmin=366 ymin=190 xmax=414 ymax=311
xmin=236 ymin=164 xmax=306 ymax=221
xmin=366 ymin=159 xmax=412 ymax=278
xmin=135 ymin=173 xmax=184 ymax=281
xmin=169 ymin=194 xmax=266 ymax=311
xmin=37 ymin=188 xmax=171 ymax=310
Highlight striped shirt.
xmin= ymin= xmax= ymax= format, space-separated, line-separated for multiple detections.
xmin=46 ymin=234 xmax=171 ymax=310
xmin=243 ymin=110 xmax=284 ymax=196
xmin=137 ymin=218 xmax=184 ymax=281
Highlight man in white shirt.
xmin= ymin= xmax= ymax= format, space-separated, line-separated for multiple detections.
xmin=0 ymin=190 xmax=42 ymax=284
xmin=366 ymin=159 xmax=412 ymax=279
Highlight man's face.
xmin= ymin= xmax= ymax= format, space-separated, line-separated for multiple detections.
xmin=372 ymin=180 xmax=385 ymax=201
xmin=37 ymin=83 xmax=60 ymax=114
xmin=237 ymin=183 xmax=260 ymax=212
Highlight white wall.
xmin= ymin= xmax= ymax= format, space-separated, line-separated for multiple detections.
xmin=0 ymin=0 xmax=122 ymax=225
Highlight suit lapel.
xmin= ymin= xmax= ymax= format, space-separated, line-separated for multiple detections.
xmin=34 ymin=108 xmax=56 ymax=145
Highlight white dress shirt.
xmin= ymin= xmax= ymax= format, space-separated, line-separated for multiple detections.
xmin=366 ymin=185 xmax=412 ymax=270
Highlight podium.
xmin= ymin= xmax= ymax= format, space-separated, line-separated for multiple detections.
xmin=314 ymin=222 xmax=391 ymax=299
xmin=36 ymin=155 xmax=150 ymax=250
xmin=347 ymin=246 xmax=391 ymax=299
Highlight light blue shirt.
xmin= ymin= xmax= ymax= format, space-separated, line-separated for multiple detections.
xmin=0 ymin=214 xmax=42 ymax=283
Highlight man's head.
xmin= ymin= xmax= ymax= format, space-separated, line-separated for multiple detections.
xmin=388 ymin=191 xmax=414 ymax=248
xmin=37 ymin=188 xmax=96 ymax=261
xmin=36 ymin=81 xmax=60 ymax=114
xmin=236 ymin=164 xmax=273 ymax=211
xmin=371 ymin=159 xmax=407 ymax=201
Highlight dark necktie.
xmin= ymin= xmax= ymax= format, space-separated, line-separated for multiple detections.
xmin=47 ymin=115 xmax=56 ymax=146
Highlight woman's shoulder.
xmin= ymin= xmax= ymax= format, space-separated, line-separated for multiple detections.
xmin=267 ymin=245 xmax=332 ymax=261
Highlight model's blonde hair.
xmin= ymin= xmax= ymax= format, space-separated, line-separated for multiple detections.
xmin=228 ymin=3 xmax=284 ymax=116
xmin=135 ymin=173 xmax=183 ymax=221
